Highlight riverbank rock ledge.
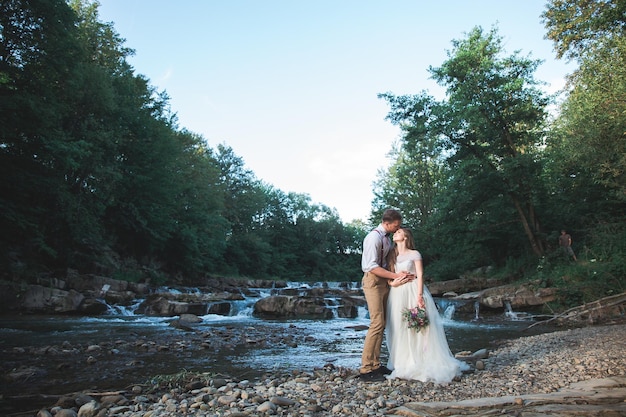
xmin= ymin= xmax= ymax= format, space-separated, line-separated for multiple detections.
xmin=2 ymin=268 xmax=559 ymax=316
xmin=253 ymin=294 xmax=363 ymax=318
xmin=477 ymin=282 xmax=558 ymax=309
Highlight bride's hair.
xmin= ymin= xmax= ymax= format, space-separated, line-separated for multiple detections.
xmin=387 ymin=227 xmax=416 ymax=272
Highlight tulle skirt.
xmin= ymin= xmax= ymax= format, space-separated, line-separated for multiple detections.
xmin=385 ymin=281 xmax=469 ymax=383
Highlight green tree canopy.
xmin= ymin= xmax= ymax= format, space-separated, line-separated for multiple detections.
xmin=376 ymin=26 xmax=552 ymax=279
xmin=0 ymin=0 xmax=364 ymax=284
xmin=542 ymin=0 xmax=626 ymax=60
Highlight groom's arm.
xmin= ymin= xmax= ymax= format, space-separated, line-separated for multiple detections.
xmin=362 ymin=232 xmax=408 ymax=280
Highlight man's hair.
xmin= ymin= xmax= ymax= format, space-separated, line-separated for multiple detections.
xmin=381 ymin=209 xmax=402 ymax=223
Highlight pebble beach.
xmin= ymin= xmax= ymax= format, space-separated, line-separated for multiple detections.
xmin=29 ymin=322 xmax=626 ymax=417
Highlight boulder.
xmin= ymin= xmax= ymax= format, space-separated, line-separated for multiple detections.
xmin=337 ymin=304 xmax=358 ymax=318
xmin=208 ymin=301 xmax=231 ymax=315
xmin=254 ymin=295 xmax=333 ymax=318
xmin=79 ymin=298 xmax=109 ymax=315
xmin=127 ymin=282 xmax=151 ymax=295
xmin=21 ymin=285 xmax=85 ymax=313
xmin=336 ymin=295 xmax=366 ymax=318
xmin=179 ymin=313 xmax=202 ymax=323
xmin=428 ymin=276 xmax=503 ymax=296
xmin=102 ymin=290 xmax=136 ymax=305
xmin=479 ymin=283 xmax=558 ymax=309
xmin=140 ymin=296 xmax=208 ymax=316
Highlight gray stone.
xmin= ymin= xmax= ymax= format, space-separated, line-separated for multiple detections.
xmin=77 ymin=400 xmax=100 ymax=417
xmin=472 ymin=348 xmax=489 ymax=359
xmin=217 ymin=394 xmax=236 ymax=405
xmin=54 ymin=410 xmax=78 ymax=417
xmin=108 ymin=405 xmax=132 ymax=414
xmin=270 ymin=395 xmax=296 ymax=406
xmin=257 ymin=400 xmax=277 ymax=412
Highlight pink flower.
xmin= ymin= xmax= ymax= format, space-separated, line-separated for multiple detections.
xmin=402 ymin=306 xmax=429 ymax=332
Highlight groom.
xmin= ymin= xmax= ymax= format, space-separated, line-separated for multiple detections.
xmin=359 ymin=208 xmax=413 ymax=382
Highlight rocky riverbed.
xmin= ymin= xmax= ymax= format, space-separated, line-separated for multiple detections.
xmin=5 ymin=321 xmax=625 ymax=417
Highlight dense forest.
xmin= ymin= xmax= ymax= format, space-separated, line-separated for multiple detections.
xmin=1 ymin=0 xmax=624 ymax=308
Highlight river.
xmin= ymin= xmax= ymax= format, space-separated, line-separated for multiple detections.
xmin=0 ymin=281 xmax=554 ymax=414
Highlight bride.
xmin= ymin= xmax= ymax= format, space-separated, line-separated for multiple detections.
xmin=385 ymin=227 xmax=469 ymax=383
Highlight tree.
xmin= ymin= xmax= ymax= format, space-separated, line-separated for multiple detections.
xmin=0 ymin=0 xmax=366 ymax=284
xmin=542 ymin=0 xmax=626 ymax=60
xmin=429 ymin=26 xmax=551 ymax=257
xmin=375 ymin=27 xmax=552 ymax=280
xmin=541 ymin=0 xmax=626 ymax=297
xmin=0 ymin=0 xmax=88 ymax=270
xmin=373 ymin=92 xmax=449 ymax=249
xmin=159 ymin=131 xmax=228 ymax=276
xmin=214 ymin=143 xmax=266 ymax=235
xmin=543 ymin=0 xmax=626 ymax=208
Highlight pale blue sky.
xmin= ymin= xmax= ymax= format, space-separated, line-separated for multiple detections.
xmin=97 ymin=1 xmax=573 ymax=223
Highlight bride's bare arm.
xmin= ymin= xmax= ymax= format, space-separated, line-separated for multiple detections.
xmin=414 ymin=259 xmax=425 ymax=308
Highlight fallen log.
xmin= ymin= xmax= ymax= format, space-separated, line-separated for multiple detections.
xmin=526 ymin=292 xmax=626 ymax=330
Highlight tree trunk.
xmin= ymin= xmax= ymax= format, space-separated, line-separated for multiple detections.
xmin=511 ymin=195 xmax=544 ymax=256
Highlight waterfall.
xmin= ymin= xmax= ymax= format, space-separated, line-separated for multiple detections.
xmin=229 ymin=299 xmax=256 ymax=317
xmin=324 ymin=298 xmax=340 ymax=319
xmin=105 ymin=299 xmax=143 ymax=316
xmin=474 ymin=301 xmax=480 ymax=320
xmin=357 ymin=305 xmax=369 ymax=320
xmin=286 ymin=281 xmax=312 ymax=289
xmin=504 ymin=300 xmax=521 ymax=320
xmin=257 ymin=288 xmax=273 ymax=298
xmin=443 ymin=304 xmax=456 ymax=320
xmin=436 ymin=298 xmax=460 ymax=320
xmin=324 ymin=281 xmax=360 ymax=291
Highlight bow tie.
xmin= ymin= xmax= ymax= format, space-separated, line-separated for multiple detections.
xmin=385 ymin=233 xmax=391 ymax=237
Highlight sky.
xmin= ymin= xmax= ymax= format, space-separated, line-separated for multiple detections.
xmin=96 ymin=1 xmax=574 ymax=223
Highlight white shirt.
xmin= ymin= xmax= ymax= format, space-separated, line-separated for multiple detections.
xmin=361 ymin=225 xmax=391 ymax=272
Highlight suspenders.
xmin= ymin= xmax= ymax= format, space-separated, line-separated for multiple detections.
xmin=374 ymin=229 xmax=387 ymax=268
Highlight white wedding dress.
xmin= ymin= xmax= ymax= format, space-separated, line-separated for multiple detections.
xmin=385 ymin=251 xmax=469 ymax=383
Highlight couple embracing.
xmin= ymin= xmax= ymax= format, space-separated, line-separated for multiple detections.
xmin=359 ymin=209 xmax=468 ymax=383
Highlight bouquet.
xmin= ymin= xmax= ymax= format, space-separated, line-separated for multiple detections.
xmin=402 ymin=306 xmax=429 ymax=332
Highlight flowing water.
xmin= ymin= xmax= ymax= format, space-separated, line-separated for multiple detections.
xmin=0 ymin=281 xmax=556 ymax=412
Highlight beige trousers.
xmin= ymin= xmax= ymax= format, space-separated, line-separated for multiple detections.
xmin=360 ymin=271 xmax=390 ymax=374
